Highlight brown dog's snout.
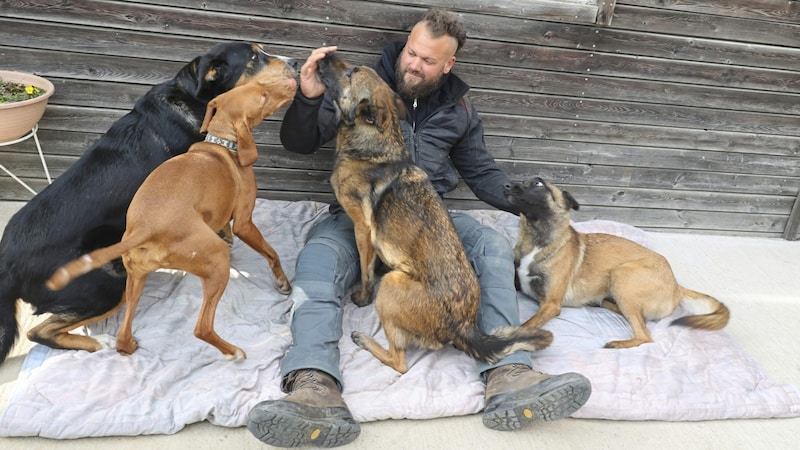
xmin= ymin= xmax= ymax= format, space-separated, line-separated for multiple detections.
xmin=275 ymin=56 xmax=298 ymax=75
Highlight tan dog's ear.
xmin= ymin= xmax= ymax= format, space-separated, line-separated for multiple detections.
xmin=200 ymin=98 xmax=219 ymax=134
xmin=235 ymin=120 xmax=258 ymax=166
xmin=563 ymin=190 xmax=580 ymax=211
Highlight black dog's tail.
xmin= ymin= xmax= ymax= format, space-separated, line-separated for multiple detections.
xmin=0 ymin=278 xmax=20 ymax=364
xmin=452 ymin=325 xmax=553 ymax=364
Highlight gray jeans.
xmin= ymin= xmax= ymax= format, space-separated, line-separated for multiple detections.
xmin=279 ymin=209 xmax=531 ymax=390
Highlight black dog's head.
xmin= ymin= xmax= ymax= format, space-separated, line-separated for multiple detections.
xmin=504 ymin=177 xmax=579 ymax=223
xmin=190 ymin=42 xmax=298 ymax=102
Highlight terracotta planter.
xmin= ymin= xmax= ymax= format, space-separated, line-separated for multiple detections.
xmin=0 ymin=70 xmax=55 ymax=142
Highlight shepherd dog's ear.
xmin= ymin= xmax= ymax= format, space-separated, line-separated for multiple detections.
xmin=562 ymin=190 xmax=580 ymax=211
xmin=394 ymin=92 xmax=406 ymax=119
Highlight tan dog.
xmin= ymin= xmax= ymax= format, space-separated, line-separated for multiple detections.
xmin=317 ymin=52 xmax=552 ymax=374
xmin=504 ymin=177 xmax=730 ymax=348
xmin=45 ymin=56 xmax=298 ymax=360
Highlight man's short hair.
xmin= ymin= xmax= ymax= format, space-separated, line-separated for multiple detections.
xmin=421 ymin=8 xmax=467 ymax=54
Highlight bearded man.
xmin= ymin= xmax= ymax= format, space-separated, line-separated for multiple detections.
xmin=247 ymin=8 xmax=592 ymax=448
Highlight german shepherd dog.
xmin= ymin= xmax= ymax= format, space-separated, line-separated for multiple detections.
xmin=317 ymin=52 xmax=552 ymax=373
xmin=504 ymin=177 xmax=730 ymax=348
xmin=0 ymin=42 xmax=295 ymax=363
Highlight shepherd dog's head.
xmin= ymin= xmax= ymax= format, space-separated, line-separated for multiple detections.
xmin=317 ymin=52 xmax=406 ymax=152
xmin=504 ymin=177 xmax=579 ymax=224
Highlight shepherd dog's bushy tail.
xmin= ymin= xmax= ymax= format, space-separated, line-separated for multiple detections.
xmin=671 ymin=287 xmax=730 ymax=330
xmin=453 ymin=325 xmax=553 ymax=364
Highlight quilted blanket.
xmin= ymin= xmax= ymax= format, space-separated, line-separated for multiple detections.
xmin=1 ymin=199 xmax=798 ymax=438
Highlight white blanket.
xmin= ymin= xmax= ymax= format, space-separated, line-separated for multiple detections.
xmin=1 ymin=199 xmax=798 ymax=438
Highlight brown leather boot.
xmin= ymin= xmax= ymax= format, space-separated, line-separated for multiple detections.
xmin=247 ymin=369 xmax=360 ymax=448
xmin=482 ymin=364 xmax=591 ymax=431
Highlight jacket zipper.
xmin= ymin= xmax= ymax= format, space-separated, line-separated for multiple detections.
xmin=412 ymin=98 xmax=417 ymax=132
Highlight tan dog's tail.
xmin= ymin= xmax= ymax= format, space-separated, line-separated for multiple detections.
xmin=46 ymin=240 xmax=138 ymax=291
xmin=453 ymin=325 xmax=553 ymax=365
xmin=671 ymin=288 xmax=730 ymax=330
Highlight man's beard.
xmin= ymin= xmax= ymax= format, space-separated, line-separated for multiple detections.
xmin=395 ymin=59 xmax=443 ymax=100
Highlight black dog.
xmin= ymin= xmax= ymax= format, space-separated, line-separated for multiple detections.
xmin=0 ymin=42 xmax=297 ymax=363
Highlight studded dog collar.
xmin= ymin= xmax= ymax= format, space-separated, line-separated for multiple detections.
xmin=204 ymin=132 xmax=238 ymax=153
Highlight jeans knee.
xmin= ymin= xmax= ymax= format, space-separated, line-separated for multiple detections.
xmin=481 ymin=229 xmax=514 ymax=261
xmin=298 ymin=233 xmax=357 ymax=270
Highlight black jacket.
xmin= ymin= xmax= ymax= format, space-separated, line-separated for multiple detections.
xmin=279 ymin=41 xmax=517 ymax=214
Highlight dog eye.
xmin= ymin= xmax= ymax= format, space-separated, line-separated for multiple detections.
xmin=535 ymin=180 xmax=544 ymax=187
xmin=250 ymin=52 xmax=257 ymax=61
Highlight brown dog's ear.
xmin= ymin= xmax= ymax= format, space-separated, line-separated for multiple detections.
xmin=235 ymin=120 xmax=258 ymax=167
xmin=563 ymin=190 xmax=580 ymax=211
xmin=200 ymin=98 xmax=219 ymax=133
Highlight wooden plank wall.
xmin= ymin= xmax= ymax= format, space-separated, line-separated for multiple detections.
xmin=1 ymin=0 xmax=798 ymax=239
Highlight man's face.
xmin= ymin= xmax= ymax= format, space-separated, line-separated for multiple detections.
xmin=395 ymin=22 xmax=457 ymax=100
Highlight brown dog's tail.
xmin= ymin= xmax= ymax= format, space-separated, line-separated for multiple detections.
xmin=46 ymin=240 xmax=138 ymax=291
xmin=453 ymin=325 xmax=553 ymax=364
xmin=670 ymin=288 xmax=730 ymax=330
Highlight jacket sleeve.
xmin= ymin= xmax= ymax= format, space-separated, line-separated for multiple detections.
xmin=449 ymin=100 xmax=519 ymax=215
xmin=279 ymin=90 xmax=339 ymax=154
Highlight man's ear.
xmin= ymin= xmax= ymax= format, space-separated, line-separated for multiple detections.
xmin=235 ymin=120 xmax=258 ymax=167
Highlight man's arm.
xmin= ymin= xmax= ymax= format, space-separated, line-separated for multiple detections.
xmin=279 ymin=45 xmax=339 ymax=154
xmin=450 ymin=101 xmax=518 ymax=214
xmin=279 ymin=92 xmax=329 ymax=154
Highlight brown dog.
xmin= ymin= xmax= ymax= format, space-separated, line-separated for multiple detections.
xmin=45 ymin=56 xmax=298 ymax=360
xmin=317 ymin=52 xmax=552 ymax=374
xmin=504 ymin=177 xmax=730 ymax=348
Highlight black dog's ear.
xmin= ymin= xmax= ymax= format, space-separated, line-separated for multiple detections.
xmin=563 ymin=190 xmax=580 ymax=211
xmin=195 ymin=56 xmax=231 ymax=101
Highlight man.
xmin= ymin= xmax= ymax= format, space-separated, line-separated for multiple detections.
xmin=247 ymin=8 xmax=591 ymax=448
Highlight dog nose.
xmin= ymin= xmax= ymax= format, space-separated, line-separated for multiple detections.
xmin=286 ymin=58 xmax=298 ymax=70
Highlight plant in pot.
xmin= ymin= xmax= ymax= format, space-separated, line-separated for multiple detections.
xmin=0 ymin=70 xmax=55 ymax=142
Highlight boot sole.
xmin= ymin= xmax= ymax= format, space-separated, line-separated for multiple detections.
xmin=247 ymin=401 xmax=361 ymax=448
xmin=482 ymin=372 xmax=592 ymax=431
